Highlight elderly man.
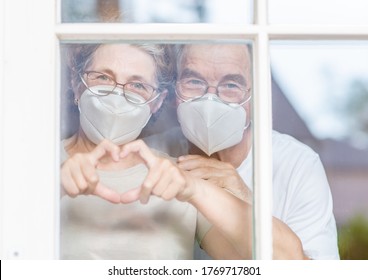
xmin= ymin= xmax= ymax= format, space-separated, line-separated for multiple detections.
xmin=173 ymin=44 xmax=339 ymax=260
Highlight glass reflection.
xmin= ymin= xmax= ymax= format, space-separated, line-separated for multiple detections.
xmin=271 ymin=42 xmax=368 ymax=259
xmin=61 ymin=0 xmax=253 ymax=24
xmin=269 ymin=0 xmax=368 ymax=25
xmin=60 ymin=42 xmax=254 ymax=260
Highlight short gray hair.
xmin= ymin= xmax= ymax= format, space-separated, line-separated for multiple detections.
xmin=67 ymin=43 xmax=175 ymax=94
xmin=174 ymin=43 xmax=253 ymax=81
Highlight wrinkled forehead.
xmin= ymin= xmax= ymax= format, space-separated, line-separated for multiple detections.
xmin=179 ymin=44 xmax=252 ymax=82
xmin=181 ymin=44 xmax=250 ymax=63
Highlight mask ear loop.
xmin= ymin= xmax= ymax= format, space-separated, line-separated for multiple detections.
xmin=240 ymin=91 xmax=252 ymax=131
xmin=67 ymin=86 xmax=80 ymax=107
xmin=244 ymin=120 xmax=251 ymax=131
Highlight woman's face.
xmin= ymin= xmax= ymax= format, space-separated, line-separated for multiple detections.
xmin=78 ymin=44 xmax=158 ymax=101
xmin=75 ymin=44 xmax=163 ymax=145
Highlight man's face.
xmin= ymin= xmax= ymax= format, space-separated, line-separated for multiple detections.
xmin=176 ymin=44 xmax=252 ymax=113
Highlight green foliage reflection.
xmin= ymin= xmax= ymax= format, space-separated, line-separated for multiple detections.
xmin=338 ymin=214 xmax=368 ymax=260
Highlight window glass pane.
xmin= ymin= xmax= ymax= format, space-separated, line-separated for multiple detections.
xmin=269 ymin=0 xmax=368 ymax=25
xmin=61 ymin=0 xmax=253 ymax=24
xmin=60 ymin=41 xmax=254 ymax=260
xmin=271 ymin=42 xmax=368 ymax=259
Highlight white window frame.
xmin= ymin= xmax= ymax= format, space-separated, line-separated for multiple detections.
xmin=0 ymin=0 xmax=59 ymax=259
xmin=1 ymin=0 xmax=368 ymax=260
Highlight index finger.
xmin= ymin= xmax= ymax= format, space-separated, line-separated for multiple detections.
xmin=89 ymin=139 xmax=120 ymax=163
xmin=119 ymin=140 xmax=158 ymax=168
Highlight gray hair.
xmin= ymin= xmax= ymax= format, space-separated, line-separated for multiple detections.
xmin=67 ymin=43 xmax=175 ymax=94
xmin=174 ymin=43 xmax=253 ymax=82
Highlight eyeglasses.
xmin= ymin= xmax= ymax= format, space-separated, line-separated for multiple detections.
xmin=80 ymin=71 xmax=160 ymax=105
xmin=176 ymin=78 xmax=251 ymax=105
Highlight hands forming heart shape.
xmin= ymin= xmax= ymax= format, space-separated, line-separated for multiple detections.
xmin=61 ymin=139 xmax=193 ymax=205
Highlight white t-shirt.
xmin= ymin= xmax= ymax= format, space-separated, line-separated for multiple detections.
xmin=237 ymin=131 xmax=339 ymax=260
xmin=60 ymin=142 xmax=202 ymax=260
xmin=146 ymin=128 xmax=340 ymax=260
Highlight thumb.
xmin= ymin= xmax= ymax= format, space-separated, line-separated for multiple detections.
xmin=120 ymin=187 xmax=141 ymax=204
xmin=93 ymin=182 xmax=121 ymax=204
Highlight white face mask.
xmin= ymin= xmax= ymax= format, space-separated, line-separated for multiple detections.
xmin=78 ymin=85 xmax=151 ymax=145
xmin=177 ymin=94 xmax=247 ymax=156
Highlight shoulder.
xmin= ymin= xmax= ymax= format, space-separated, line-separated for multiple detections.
xmin=272 ymin=130 xmax=317 ymax=154
xmin=270 ymin=130 xmax=329 ymax=195
xmin=272 ymin=130 xmax=320 ymax=164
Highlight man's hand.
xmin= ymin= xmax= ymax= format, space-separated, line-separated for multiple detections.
xmin=177 ymin=155 xmax=252 ymax=203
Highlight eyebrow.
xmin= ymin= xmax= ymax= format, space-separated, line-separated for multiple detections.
xmin=89 ymin=69 xmax=155 ymax=85
xmin=180 ymin=69 xmax=248 ymax=87
xmin=128 ymin=75 xmax=153 ymax=83
xmin=220 ymin=74 xmax=247 ymax=86
xmin=92 ymin=68 xmax=115 ymax=76
xmin=179 ymin=68 xmax=206 ymax=80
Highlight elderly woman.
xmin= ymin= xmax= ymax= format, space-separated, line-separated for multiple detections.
xmin=61 ymin=43 xmax=173 ymax=203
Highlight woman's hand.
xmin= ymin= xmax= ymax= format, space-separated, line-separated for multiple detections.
xmin=61 ymin=139 xmax=121 ymax=203
xmin=119 ymin=139 xmax=197 ymax=204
